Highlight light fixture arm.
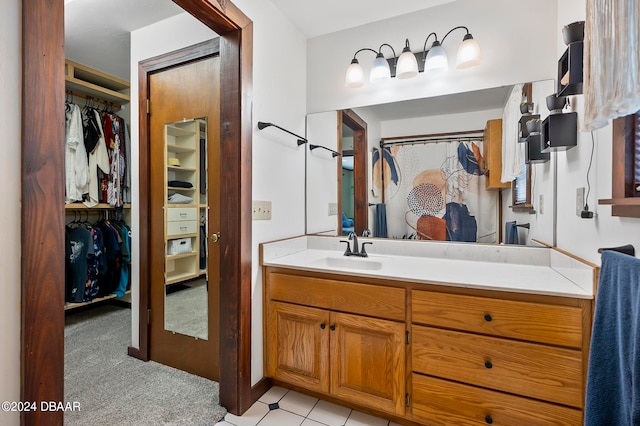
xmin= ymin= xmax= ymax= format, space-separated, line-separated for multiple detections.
xmin=440 ymin=25 xmax=470 ymax=44
xmin=422 ymin=32 xmax=439 ymax=57
xmin=377 ymin=43 xmax=397 ymax=65
xmin=351 ymin=47 xmax=378 ymax=61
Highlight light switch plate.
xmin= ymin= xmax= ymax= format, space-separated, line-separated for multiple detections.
xmin=328 ymin=203 xmax=338 ymax=216
xmin=252 ymin=200 xmax=272 ymax=220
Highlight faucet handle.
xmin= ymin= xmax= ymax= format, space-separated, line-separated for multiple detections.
xmin=339 ymin=240 xmax=352 ymax=255
xmin=360 ymin=242 xmax=373 ymax=256
xmin=362 ymin=229 xmax=371 ymax=237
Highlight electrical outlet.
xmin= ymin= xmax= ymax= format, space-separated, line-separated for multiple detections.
xmin=576 ymin=187 xmax=585 ymax=216
xmin=252 ymin=200 xmax=272 ymax=220
xmin=538 ymin=194 xmax=544 ymax=214
xmin=328 ymin=203 xmax=338 ymax=216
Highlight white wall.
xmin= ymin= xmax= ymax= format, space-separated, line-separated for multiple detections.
xmin=0 ymin=0 xmax=21 ymax=424
xmin=307 ymin=0 xmax=558 ymax=113
xmin=130 ymin=3 xmax=308 ymax=386
xmin=554 ymin=0 xmax=640 ymax=264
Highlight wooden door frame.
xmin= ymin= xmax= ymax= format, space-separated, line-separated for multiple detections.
xmin=338 ymin=109 xmax=368 ymax=236
xmin=21 ymin=0 xmax=254 ymax=424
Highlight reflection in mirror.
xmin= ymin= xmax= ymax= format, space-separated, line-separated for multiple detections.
xmin=164 ymin=118 xmax=208 ymax=340
xmin=307 ymin=79 xmax=557 ymax=246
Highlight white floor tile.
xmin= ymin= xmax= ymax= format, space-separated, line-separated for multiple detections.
xmin=302 ymin=419 xmax=328 ymax=426
xmin=278 ymin=390 xmax=319 ymax=417
xmin=224 ymin=401 xmax=270 ymax=426
xmin=257 ymin=408 xmax=305 ymax=426
xmin=258 ymin=386 xmax=289 ymax=404
xmin=215 ymin=422 xmax=236 ymax=426
xmin=345 ymin=410 xmax=389 ymax=426
xmin=307 ymin=399 xmax=352 ymax=426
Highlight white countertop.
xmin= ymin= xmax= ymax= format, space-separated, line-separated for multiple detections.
xmin=261 ymin=236 xmax=595 ymax=299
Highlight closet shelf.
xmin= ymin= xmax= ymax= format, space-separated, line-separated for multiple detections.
xmin=64 ymin=290 xmax=131 ymax=311
xmin=65 ymin=59 xmax=130 ymax=105
xmin=65 ymin=203 xmax=131 ymax=210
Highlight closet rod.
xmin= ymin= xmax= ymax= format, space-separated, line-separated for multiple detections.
xmin=381 ymin=135 xmax=483 ymax=148
xmin=66 ymin=90 xmax=121 ymax=109
xmin=381 ymin=129 xmax=484 ymax=142
xmin=257 ymin=121 xmax=307 ymax=146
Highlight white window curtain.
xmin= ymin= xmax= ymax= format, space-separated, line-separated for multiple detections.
xmin=501 ymin=84 xmax=524 ymax=182
xmin=583 ymin=0 xmax=640 ymax=131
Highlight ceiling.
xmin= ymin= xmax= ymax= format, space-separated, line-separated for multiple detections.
xmin=64 ymin=0 xmax=507 ymax=121
xmin=64 ymin=0 xmax=455 ymax=81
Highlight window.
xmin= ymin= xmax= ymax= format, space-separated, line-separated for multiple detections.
xmin=598 ymin=110 xmax=640 ymax=217
xmin=511 ymin=144 xmax=533 ymax=211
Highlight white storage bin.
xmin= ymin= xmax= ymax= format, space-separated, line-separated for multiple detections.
xmin=168 ymin=238 xmax=193 ymax=255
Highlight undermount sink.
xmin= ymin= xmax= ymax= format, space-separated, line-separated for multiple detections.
xmin=315 ymin=255 xmax=384 ymax=271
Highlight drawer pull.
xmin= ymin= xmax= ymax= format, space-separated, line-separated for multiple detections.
xmin=320 ymin=322 xmax=326 ymax=329
xmin=484 ymin=313 xmax=493 ymax=322
xmin=484 ymin=360 xmax=493 ymax=369
xmin=180 ymin=226 xmax=187 ymax=231
xmin=329 ymin=324 xmax=336 ymax=331
xmin=180 ymin=213 xmax=187 ymax=217
xmin=485 ymin=415 xmax=493 ymax=424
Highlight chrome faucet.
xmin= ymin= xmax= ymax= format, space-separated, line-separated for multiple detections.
xmin=339 ymin=232 xmax=372 ymax=257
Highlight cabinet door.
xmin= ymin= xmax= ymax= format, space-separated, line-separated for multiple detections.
xmin=330 ymin=312 xmax=406 ymax=416
xmin=483 ymin=119 xmax=510 ymax=190
xmin=266 ymin=302 xmax=330 ymax=393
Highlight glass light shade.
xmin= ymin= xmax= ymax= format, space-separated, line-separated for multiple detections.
xmin=370 ymin=53 xmax=391 ymax=83
xmin=344 ymin=59 xmax=365 ymax=88
xmin=396 ymin=50 xmax=419 ymax=79
xmin=456 ymin=35 xmax=481 ymax=69
xmin=425 ymin=41 xmax=449 ymax=72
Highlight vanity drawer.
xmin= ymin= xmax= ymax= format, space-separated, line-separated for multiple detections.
xmin=166 ymin=220 xmax=198 ymax=237
xmin=411 ymin=290 xmax=583 ymax=348
xmin=412 ymin=325 xmax=583 ymax=408
xmin=167 ymin=207 xmax=198 ymax=222
xmin=267 ymin=272 xmax=405 ymax=321
xmin=411 ymin=374 xmax=583 ymax=426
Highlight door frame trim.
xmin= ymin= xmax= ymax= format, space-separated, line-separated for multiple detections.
xmin=21 ymin=0 xmax=254 ymax=423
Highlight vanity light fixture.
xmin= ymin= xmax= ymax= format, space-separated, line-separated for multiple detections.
xmin=344 ymin=26 xmax=482 ymax=88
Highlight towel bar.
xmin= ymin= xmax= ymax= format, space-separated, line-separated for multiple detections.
xmin=597 ymin=244 xmax=635 ymax=256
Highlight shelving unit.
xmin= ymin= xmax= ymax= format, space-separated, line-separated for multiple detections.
xmin=64 ymin=60 xmax=132 ymax=310
xmin=164 ymin=119 xmax=205 ymax=285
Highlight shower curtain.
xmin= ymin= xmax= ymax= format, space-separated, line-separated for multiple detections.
xmin=382 ymin=140 xmax=498 ymax=243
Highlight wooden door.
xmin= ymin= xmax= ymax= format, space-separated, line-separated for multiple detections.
xmin=149 ymin=54 xmax=221 ymax=380
xmin=266 ymin=302 xmax=330 ymax=393
xmin=330 ymin=312 xmax=406 ymax=416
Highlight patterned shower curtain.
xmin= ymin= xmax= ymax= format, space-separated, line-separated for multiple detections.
xmin=378 ymin=140 xmax=498 ymax=243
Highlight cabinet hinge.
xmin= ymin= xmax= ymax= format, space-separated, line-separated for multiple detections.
xmin=406 ymin=330 xmax=410 ymax=345
xmin=147 ymin=309 xmax=151 ymax=325
xmin=146 ymin=99 xmax=150 ymax=114
xmin=405 ymin=393 xmax=410 ymax=407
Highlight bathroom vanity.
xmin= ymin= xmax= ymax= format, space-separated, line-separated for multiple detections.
xmin=261 ymin=236 xmax=596 ymax=425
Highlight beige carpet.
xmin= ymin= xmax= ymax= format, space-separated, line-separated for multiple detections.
xmin=64 ymin=304 xmax=226 ymax=425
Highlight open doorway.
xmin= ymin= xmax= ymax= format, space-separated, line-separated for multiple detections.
xmin=21 ymin=0 xmax=254 ymax=423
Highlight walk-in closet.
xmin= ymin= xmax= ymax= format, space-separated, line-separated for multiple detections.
xmin=63 ymin=1 xmax=224 ymax=423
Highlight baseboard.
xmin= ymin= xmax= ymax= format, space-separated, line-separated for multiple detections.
xmin=251 ymin=377 xmax=273 ymax=402
xmin=127 ymin=346 xmax=143 ymax=360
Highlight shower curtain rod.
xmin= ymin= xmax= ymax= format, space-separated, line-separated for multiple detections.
xmin=380 ymin=129 xmax=484 ymax=148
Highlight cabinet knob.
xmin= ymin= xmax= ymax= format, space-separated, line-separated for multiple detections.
xmin=485 ymin=415 xmax=493 ymax=424
xmin=320 ymin=323 xmax=326 ymax=329
xmin=484 ymin=313 xmax=493 ymax=322
xmin=484 ymin=360 xmax=493 ymax=369
xmin=329 ymin=324 xmax=336 ymax=331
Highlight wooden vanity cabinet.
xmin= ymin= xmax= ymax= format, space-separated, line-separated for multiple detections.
xmin=265 ymin=270 xmax=406 ymax=416
xmin=410 ymin=289 xmax=590 ymax=425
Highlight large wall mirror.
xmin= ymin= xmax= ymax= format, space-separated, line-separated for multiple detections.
xmin=306 ymin=79 xmax=558 ymax=246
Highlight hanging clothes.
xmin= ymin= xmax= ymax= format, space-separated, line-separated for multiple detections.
xmin=65 ymin=103 xmax=89 ymax=203
xmin=83 ymin=108 xmax=110 ymax=207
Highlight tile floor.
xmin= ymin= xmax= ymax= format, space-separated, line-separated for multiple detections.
xmin=216 ymin=386 xmax=403 ymax=426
